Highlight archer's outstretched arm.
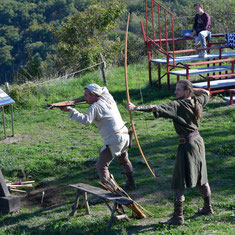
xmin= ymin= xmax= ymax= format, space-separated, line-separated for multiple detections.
xmin=126 ymin=102 xmax=156 ymax=112
xmin=193 ymin=88 xmax=210 ymax=97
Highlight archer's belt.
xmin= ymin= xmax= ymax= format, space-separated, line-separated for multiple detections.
xmin=115 ymin=126 xmax=129 ymax=135
xmin=178 ymin=130 xmax=200 ymax=144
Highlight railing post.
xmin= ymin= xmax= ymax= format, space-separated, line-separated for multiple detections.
xmin=148 ymin=48 xmax=152 ymax=86
xmin=151 ymin=0 xmax=155 ymax=41
xmin=158 ymin=4 xmax=161 ymax=48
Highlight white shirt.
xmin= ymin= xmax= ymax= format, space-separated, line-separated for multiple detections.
xmin=69 ymin=97 xmax=129 ymax=156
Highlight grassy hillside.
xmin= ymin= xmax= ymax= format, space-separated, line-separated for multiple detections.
xmin=0 ymin=63 xmax=234 ymax=234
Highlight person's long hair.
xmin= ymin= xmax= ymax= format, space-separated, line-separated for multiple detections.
xmin=177 ymin=80 xmax=202 ymax=120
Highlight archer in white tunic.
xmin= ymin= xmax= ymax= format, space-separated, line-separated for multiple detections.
xmin=61 ymin=84 xmax=136 ymax=189
xmin=69 ymin=95 xmax=129 ymax=157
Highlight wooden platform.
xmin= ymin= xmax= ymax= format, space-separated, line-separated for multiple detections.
xmin=69 ymin=183 xmax=133 ymax=231
xmin=192 ymin=79 xmax=235 ymax=89
xmin=170 ymin=65 xmax=232 ymax=76
xmin=151 ymin=52 xmax=235 ymax=64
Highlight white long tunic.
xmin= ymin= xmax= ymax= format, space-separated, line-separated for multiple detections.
xmin=69 ymin=96 xmax=129 ymax=157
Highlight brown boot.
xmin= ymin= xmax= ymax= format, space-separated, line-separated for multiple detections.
xmin=122 ymin=172 xmax=136 ymax=190
xmin=162 ymin=201 xmax=184 ymax=225
xmin=196 ymin=196 xmax=214 ymax=215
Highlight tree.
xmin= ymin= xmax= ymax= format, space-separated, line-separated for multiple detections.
xmin=0 ymin=0 xmax=90 ymax=84
xmin=52 ymin=0 xmax=126 ymax=72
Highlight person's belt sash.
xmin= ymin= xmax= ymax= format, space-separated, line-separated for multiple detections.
xmin=178 ymin=130 xmax=199 ymax=144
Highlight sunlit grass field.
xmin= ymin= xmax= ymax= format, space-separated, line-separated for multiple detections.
xmin=0 ymin=62 xmax=234 ymax=234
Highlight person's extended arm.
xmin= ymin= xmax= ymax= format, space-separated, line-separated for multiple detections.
xmin=193 ymin=88 xmax=210 ymax=97
xmin=126 ymin=102 xmax=156 ymax=112
xmin=60 ymin=105 xmax=97 ymax=125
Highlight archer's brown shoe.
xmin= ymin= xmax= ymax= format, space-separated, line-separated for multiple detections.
xmin=196 ymin=196 xmax=214 ymax=216
xmin=122 ymin=172 xmax=136 ymax=190
xmin=161 ymin=201 xmax=184 ymax=226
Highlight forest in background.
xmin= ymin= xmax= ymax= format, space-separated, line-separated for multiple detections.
xmin=0 ymin=0 xmax=234 ymax=84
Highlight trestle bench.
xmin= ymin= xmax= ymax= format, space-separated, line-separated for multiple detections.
xmin=69 ymin=183 xmax=133 ymax=231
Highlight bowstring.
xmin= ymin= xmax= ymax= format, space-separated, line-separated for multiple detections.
xmin=138 ymin=78 xmax=151 ymax=148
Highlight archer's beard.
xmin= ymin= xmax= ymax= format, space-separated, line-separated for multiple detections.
xmin=177 ymin=96 xmax=185 ymax=100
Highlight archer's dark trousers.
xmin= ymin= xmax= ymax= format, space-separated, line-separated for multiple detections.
xmin=96 ymin=147 xmax=133 ymax=183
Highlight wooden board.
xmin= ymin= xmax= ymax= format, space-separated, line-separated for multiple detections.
xmin=69 ymin=183 xmax=133 ymax=205
xmin=0 ymin=88 xmax=15 ymax=107
xmin=151 ymin=52 xmax=235 ymax=64
xmin=192 ymin=79 xmax=235 ymax=89
xmin=170 ymin=65 xmax=231 ymax=76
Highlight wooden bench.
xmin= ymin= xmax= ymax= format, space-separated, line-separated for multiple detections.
xmin=193 ymin=78 xmax=235 ymax=104
xmin=170 ymin=65 xmax=232 ymax=79
xmin=206 ymin=73 xmax=235 ymax=97
xmin=151 ymin=52 xmax=235 ymax=89
xmin=192 ymin=78 xmax=235 ymax=90
xmin=151 ymin=52 xmax=235 ymax=64
xmin=69 ymin=183 xmax=133 ymax=231
xmin=170 ymin=58 xmax=234 ymax=81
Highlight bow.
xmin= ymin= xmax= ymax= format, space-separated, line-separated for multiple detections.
xmin=124 ymin=13 xmax=156 ymax=178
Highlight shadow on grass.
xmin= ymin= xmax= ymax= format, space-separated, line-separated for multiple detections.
xmin=0 ymin=202 xmax=71 ymax=231
xmin=41 ymin=124 xmax=234 ymax=201
xmin=0 ymin=201 xmax=112 ymax=234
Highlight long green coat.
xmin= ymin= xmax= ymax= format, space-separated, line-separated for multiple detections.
xmin=153 ymin=93 xmax=209 ymax=190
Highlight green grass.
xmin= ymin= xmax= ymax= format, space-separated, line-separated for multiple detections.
xmin=0 ymin=62 xmax=234 ymax=234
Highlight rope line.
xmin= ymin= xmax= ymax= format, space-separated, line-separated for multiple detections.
xmin=32 ymin=62 xmax=105 ymax=87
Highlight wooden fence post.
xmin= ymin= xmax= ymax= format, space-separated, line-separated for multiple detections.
xmin=99 ymin=53 xmax=107 ymax=85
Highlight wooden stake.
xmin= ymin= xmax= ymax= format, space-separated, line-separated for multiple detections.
xmin=2 ymin=106 xmax=6 ymax=139
xmin=21 ymin=181 xmax=35 ymax=184
xmin=7 ymin=184 xmax=33 ymax=188
xmin=11 ymin=104 xmax=14 ymax=137
xmin=10 ymin=188 xmax=26 ymax=193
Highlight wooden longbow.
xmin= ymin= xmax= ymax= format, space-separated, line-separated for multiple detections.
xmin=124 ymin=13 xmax=156 ymax=178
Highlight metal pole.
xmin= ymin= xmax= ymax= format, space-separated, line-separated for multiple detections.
xmin=11 ymin=104 xmax=14 ymax=137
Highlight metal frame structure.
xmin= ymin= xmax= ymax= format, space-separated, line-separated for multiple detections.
xmin=141 ymin=0 xmax=234 ymax=90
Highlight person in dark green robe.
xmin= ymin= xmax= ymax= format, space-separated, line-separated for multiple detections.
xmin=126 ymin=80 xmax=214 ymax=225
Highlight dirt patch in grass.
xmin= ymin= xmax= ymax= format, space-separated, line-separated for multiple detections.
xmin=0 ymin=134 xmax=32 ymax=144
xmin=21 ymin=183 xmax=70 ymax=209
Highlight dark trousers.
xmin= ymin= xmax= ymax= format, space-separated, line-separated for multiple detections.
xmin=96 ymin=147 xmax=133 ymax=183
